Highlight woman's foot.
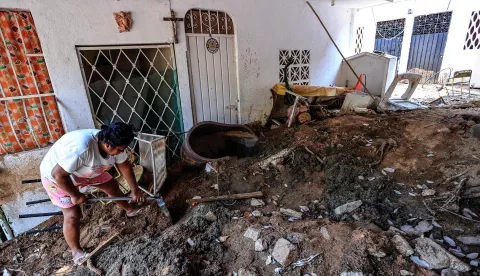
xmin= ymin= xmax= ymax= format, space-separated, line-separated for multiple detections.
xmin=72 ymin=249 xmax=87 ymax=265
xmin=126 ymin=206 xmax=144 ymax=217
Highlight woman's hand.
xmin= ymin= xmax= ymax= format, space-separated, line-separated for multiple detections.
xmin=130 ymin=188 xmax=145 ymax=202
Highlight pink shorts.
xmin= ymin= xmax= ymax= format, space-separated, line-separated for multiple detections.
xmin=41 ymin=173 xmax=113 ymax=208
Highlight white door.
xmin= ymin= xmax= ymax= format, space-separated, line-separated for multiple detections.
xmin=185 ymin=9 xmax=239 ymax=124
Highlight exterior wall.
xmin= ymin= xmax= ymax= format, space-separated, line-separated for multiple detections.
xmin=355 ymin=0 xmax=480 ymax=85
xmin=1 ymin=0 xmax=355 ymax=131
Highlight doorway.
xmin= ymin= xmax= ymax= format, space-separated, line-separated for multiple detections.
xmin=185 ymin=9 xmax=239 ymax=124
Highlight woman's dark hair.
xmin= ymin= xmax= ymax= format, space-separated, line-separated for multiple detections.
xmin=98 ymin=122 xmax=135 ymax=147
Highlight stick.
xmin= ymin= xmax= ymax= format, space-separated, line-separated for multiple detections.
xmin=304 ymin=146 xmax=324 ymax=164
xmin=186 ymin=191 xmax=263 ymax=204
xmin=306 ymin=1 xmax=376 ymax=102
xmin=78 ymin=233 xmax=119 ymax=266
xmin=257 ymin=146 xmax=296 ymax=169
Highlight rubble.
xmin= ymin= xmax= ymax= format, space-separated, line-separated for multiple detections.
xmin=279 ymin=208 xmax=303 ymax=219
xmin=251 ymin=210 xmax=263 ymax=217
xmin=391 ymin=235 xmax=414 ymax=257
xmin=251 ymin=198 xmax=266 ymax=207
xmin=320 ymin=227 xmax=330 ymax=240
xmin=244 ymin=227 xmax=261 ymax=241
xmin=333 ymin=200 xmax=362 ymax=215
xmin=272 ymin=238 xmax=297 ymax=267
xmin=441 ymin=269 xmax=459 ymax=276
xmin=421 ymin=189 xmax=436 ymax=196
xmin=457 ymin=236 xmax=480 ymax=245
xmin=254 ymin=239 xmax=267 ymax=252
xmin=414 ymin=237 xmax=471 ymax=272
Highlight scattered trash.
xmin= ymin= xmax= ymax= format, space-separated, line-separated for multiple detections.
xmin=427 ymin=153 xmax=435 ymax=157
xmin=410 ymin=255 xmax=430 ymax=269
xmin=263 ymin=225 xmax=273 ymax=229
xmin=292 ymin=254 xmax=320 ymax=268
xmin=393 ymin=190 xmax=402 ymax=195
xmin=444 ymin=236 xmax=456 ymax=247
xmin=467 ymin=253 xmax=479 ymax=259
xmin=383 ymin=168 xmax=395 ymax=173
xmin=299 ymin=206 xmax=310 ymax=213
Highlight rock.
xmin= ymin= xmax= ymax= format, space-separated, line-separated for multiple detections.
xmin=204 ymin=211 xmax=217 ymax=222
xmin=251 ymin=210 xmax=263 ymax=217
xmin=415 ymin=220 xmax=433 ymax=233
xmin=471 ymin=260 xmax=479 ymax=267
xmin=400 ymin=225 xmax=420 ymax=236
xmin=265 ymin=255 xmax=272 ymax=265
xmin=467 ymin=120 xmax=476 ymax=127
xmin=368 ymin=248 xmax=386 ymax=258
xmin=251 ymin=198 xmax=265 ymax=207
xmin=219 ymin=236 xmax=228 ymax=243
xmin=444 ymin=236 xmax=456 ymax=247
xmin=458 ymin=236 xmax=480 ymax=245
xmin=471 ymin=124 xmax=480 ymax=138
xmin=448 ymin=248 xmax=466 ymax=258
xmin=392 ymin=235 xmax=414 ymax=256
xmin=334 ymin=200 xmax=363 ymax=215
xmin=422 ymin=189 xmax=436 ymax=197
xmin=299 ymin=206 xmax=310 ymax=212
xmin=437 ymin=127 xmax=451 ymax=133
xmin=320 ymin=226 xmax=330 ymax=240
xmin=441 ymin=269 xmax=459 ymax=276
xmin=358 ymin=176 xmax=365 ymax=180
xmin=415 ymin=237 xmax=471 ymax=272
xmin=340 ymin=273 xmax=363 ymax=276
xmin=255 ymin=239 xmax=267 ymax=252
xmin=286 ymin=232 xmax=304 ymax=244
xmin=244 ymin=227 xmax=261 ymax=241
xmin=272 ymin=238 xmax=297 ymax=267
xmin=238 ymin=268 xmax=258 ymax=276
xmin=279 ymin=208 xmax=303 ymax=219
xmin=400 ymin=270 xmax=413 ymax=276
xmin=383 ymin=168 xmax=395 ymax=173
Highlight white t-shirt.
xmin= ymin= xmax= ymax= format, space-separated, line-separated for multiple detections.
xmin=40 ymin=129 xmax=128 ymax=183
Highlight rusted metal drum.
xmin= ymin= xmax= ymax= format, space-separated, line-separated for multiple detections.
xmin=181 ymin=121 xmax=259 ymax=167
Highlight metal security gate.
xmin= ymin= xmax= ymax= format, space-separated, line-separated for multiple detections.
xmin=374 ymin=19 xmax=405 ymax=59
xmin=185 ymin=9 xmax=239 ymax=124
xmin=77 ymin=45 xmax=184 ymax=159
xmin=407 ymin=12 xmax=452 ymax=82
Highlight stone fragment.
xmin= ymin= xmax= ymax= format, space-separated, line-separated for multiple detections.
xmin=368 ymin=248 xmax=386 ymax=258
xmin=255 ymin=239 xmax=267 ymax=252
xmin=422 ymin=189 xmax=436 ymax=196
xmin=279 ymin=208 xmax=303 ymax=219
xmin=219 ymin=236 xmax=228 ymax=242
xmin=251 ymin=210 xmax=263 ymax=217
xmin=203 ymin=211 xmax=217 ymax=222
xmin=415 ymin=220 xmax=433 ymax=233
xmin=400 ymin=270 xmax=413 ymax=276
xmin=334 ymin=200 xmax=362 ymax=215
xmin=320 ymin=226 xmax=330 ymax=240
xmin=437 ymin=127 xmax=451 ymax=133
xmin=238 ymin=268 xmax=258 ymax=276
xmin=444 ymin=236 xmax=456 ymax=247
xmin=244 ymin=227 xmax=261 ymax=241
xmin=383 ymin=168 xmax=395 ymax=173
xmin=272 ymin=238 xmax=297 ymax=267
xmin=458 ymin=236 xmax=480 ymax=245
xmin=392 ymin=235 xmax=414 ymax=257
xmin=414 ymin=237 xmax=471 ymax=272
xmin=251 ymin=198 xmax=265 ymax=207
xmin=441 ymin=269 xmax=459 ymax=276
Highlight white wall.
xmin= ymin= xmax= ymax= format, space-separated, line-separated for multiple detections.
xmin=356 ymin=0 xmax=480 ymax=86
xmin=1 ymin=0 xmax=355 ymax=131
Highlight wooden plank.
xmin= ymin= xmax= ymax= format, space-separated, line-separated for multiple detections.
xmin=196 ymin=36 xmax=211 ymax=121
xmin=204 ymin=37 xmax=218 ymax=121
xmin=78 ymin=233 xmax=119 ymax=266
xmin=226 ymin=37 xmax=238 ymax=124
xmin=188 ymin=36 xmax=204 ymax=123
xmin=186 ymin=191 xmax=263 ymax=204
xmin=220 ymin=36 xmax=231 ymax=124
xmin=213 ymin=36 xmax=225 ymax=123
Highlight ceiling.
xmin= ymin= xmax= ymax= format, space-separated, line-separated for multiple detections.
xmin=312 ymin=0 xmax=408 ymax=9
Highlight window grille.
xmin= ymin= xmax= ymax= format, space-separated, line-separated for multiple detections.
xmin=464 ymin=11 xmax=480 ymax=50
xmin=77 ymin=45 xmax=184 ymax=160
xmin=355 ymin=27 xmax=364 ymax=54
xmin=279 ymin=50 xmax=310 ymax=85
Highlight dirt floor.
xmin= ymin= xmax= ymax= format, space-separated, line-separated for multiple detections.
xmin=3 ymin=105 xmax=480 ymax=275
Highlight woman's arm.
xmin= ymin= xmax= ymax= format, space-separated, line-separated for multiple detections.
xmin=51 ymin=164 xmax=86 ymax=204
xmin=117 ymin=160 xmax=145 ymax=202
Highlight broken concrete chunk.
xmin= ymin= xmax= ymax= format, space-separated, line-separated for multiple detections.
xmin=203 ymin=211 xmax=217 ymax=222
xmin=251 ymin=210 xmax=263 ymax=217
xmin=320 ymin=226 xmax=330 ymax=240
xmin=251 ymin=198 xmax=265 ymax=207
xmin=458 ymin=236 xmax=480 ymax=245
xmin=422 ymin=189 xmax=436 ymax=197
xmin=244 ymin=227 xmax=261 ymax=241
xmin=392 ymin=235 xmax=414 ymax=257
xmin=368 ymin=248 xmax=386 ymax=258
xmin=441 ymin=269 xmax=459 ymax=276
xmin=334 ymin=200 xmax=362 ymax=215
xmin=272 ymin=238 xmax=297 ymax=267
xmin=238 ymin=268 xmax=258 ymax=276
xmin=414 ymin=237 xmax=471 ymax=272
xmin=254 ymin=238 xmax=267 ymax=252
xmin=279 ymin=208 xmax=303 ymax=219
